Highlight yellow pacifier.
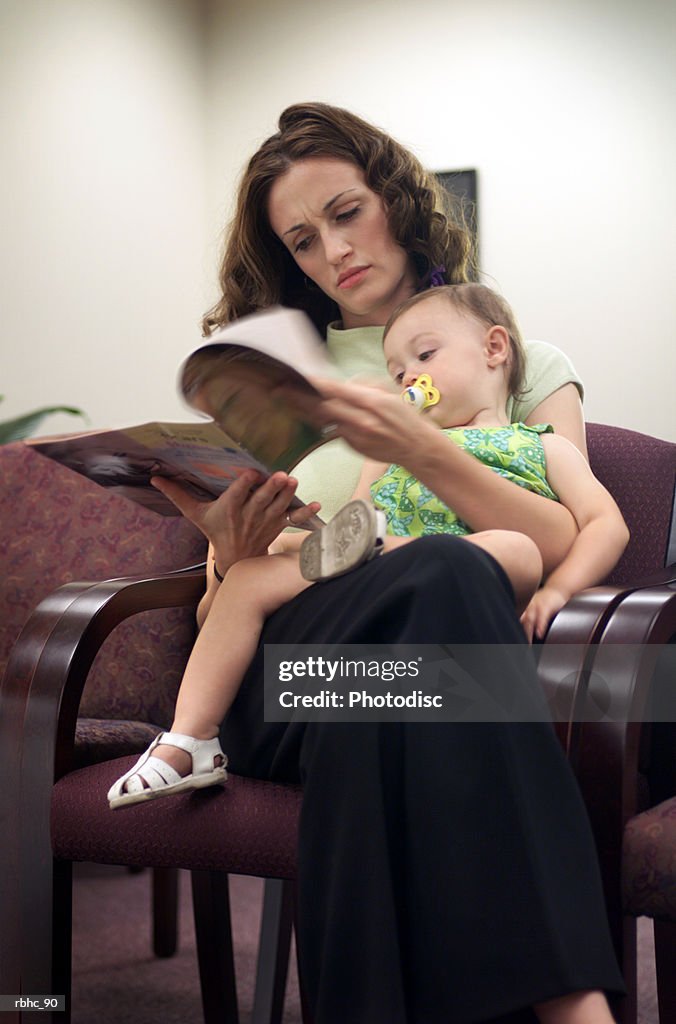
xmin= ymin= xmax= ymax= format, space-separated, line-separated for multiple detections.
xmin=401 ymin=373 xmax=440 ymax=412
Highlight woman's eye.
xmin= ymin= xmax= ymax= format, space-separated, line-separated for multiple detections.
xmin=294 ymin=236 xmax=313 ymax=254
xmin=336 ymin=207 xmax=359 ymax=223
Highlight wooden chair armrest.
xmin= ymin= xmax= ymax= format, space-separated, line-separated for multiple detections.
xmin=0 ymin=565 xmax=206 ymax=1002
xmin=537 ymin=564 xmax=675 ymax=758
xmin=563 ymin=585 xmax=676 ymax=956
xmin=537 ymin=586 xmax=631 ymax=757
xmin=1 ymin=567 xmax=206 ymax=794
xmin=575 ymin=585 xmax=676 ymax=823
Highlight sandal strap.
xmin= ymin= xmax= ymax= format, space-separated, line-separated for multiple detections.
xmin=124 ymin=757 xmax=183 ymax=794
xmin=107 ymin=732 xmax=227 ymax=803
xmin=157 ymin=731 xmax=215 ymax=754
xmin=156 ymin=732 xmax=227 ymax=774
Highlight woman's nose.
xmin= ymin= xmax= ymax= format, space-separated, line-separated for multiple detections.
xmin=324 ymin=228 xmax=352 ymax=265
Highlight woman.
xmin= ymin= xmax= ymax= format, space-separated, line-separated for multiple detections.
xmin=156 ymin=104 xmax=624 ymax=1023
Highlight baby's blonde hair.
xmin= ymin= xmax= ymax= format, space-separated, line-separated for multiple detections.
xmin=384 ymin=283 xmax=527 ymax=399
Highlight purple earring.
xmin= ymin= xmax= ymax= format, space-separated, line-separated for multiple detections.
xmin=428 ymin=266 xmax=446 ymax=288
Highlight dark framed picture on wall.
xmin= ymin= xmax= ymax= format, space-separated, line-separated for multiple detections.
xmin=435 ymin=169 xmax=479 ymax=277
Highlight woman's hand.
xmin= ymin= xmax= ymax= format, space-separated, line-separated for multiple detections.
xmin=151 ymin=470 xmax=320 ymax=574
xmin=311 ymin=377 xmax=437 ymax=469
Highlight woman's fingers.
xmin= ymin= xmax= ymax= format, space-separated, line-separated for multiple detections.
xmin=311 ymin=376 xmax=386 ymax=404
xmin=287 ymin=500 xmax=322 ymax=527
xmin=246 ymin=471 xmax=297 ymax=514
xmin=152 ymin=468 xmax=319 ymax=559
xmin=150 ymin=476 xmax=205 ymax=521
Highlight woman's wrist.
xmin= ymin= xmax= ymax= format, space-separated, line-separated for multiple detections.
xmin=211 ymin=548 xmax=231 ymax=584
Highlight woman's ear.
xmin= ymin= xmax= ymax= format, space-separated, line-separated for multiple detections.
xmin=484 ymin=325 xmax=511 ymax=368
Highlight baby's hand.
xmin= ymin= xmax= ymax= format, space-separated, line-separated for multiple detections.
xmin=520 ymin=585 xmax=570 ymax=643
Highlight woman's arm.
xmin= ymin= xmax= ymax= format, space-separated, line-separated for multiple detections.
xmin=525 ymin=383 xmax=588 ymax=459
xmin=520 ymin=434 xmax=629 ymax=640
xmin=313 ymin=378 xmax=578 ymax=575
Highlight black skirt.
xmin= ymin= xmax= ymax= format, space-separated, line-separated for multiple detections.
xmin=221 ymin=535 xmax=624 ymax=1024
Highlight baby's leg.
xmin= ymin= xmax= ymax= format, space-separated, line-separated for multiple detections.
xmin=154 ymin=552 xmax=311 ymax=775
xmin=359 ymin=529 xmax=543 ymax=613
xmin=534 ymin=989 xmax=616 ymax=1024
xmin=462 ymin=530 xmax=543 ymax=612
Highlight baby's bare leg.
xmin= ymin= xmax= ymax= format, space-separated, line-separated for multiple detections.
xmin=534 ymin=990 xmax=616 ymax=1024
xmin=462 ymin=530 xmax=543 ymax=612
xmin=382 ymin=531 xmax=542 ymax=613
xmin=155 ymin=552 xmax=311 ymax=774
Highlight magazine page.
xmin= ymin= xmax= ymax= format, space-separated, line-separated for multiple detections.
xmin=180 ymin=307 xmax=337 ymax=472
xmin=196 ymin=306 xmax=334 ymax=377
xmin=28 ymin=421 xmax=273 ymax=517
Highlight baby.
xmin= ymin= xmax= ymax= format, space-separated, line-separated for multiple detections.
xmin=108 ymin=284 xmax=628 ymax=808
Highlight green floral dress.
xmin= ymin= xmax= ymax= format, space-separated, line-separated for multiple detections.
xmin=370 ymin=423 xmax=559 ymax=538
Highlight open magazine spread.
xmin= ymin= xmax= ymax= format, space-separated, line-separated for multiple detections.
xmin=28 ymin=308 xmax=337 ymax=520
xmin=180 ymin=306 xmax=336 ymax=471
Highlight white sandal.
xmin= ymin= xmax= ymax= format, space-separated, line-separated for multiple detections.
xmin=299 ymin=499 xmax=387 ymax=582
xmin=107 ymin=732 xmax=227 ymax=810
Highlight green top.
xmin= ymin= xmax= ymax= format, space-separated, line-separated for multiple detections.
xmin=370 ymin=422 xmax=558 ymax=538
xmin=291 ymin=322 xmax=582 ymax=521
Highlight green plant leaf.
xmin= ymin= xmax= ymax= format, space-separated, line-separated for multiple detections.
xmin=0 ymin=405 xmax=86 ymax=444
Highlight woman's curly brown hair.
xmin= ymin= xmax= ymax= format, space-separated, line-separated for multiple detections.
xmin=202 ymin=103 xmax=474 ymax=336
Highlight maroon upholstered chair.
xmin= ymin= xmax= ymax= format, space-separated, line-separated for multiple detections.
xmin=586 ymin=422 xmax=676 ymax=587
xmin=1 ymin=424 xmax=674 ymax=1024
xmin=537 ymin=423 xmax=676 ymax=1024
xmin=584 ymin=423 xmax=676 ymax=1024
xmin=0 ymin=442 xmax=208 ymax=967
xmin=0 ymin=442 xmax=303 ymax=1024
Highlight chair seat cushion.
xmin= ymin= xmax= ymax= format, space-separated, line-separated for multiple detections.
xmin=51 ymin=756 xmax=301 ymax=879
xmin=623 ymin=797 xmax=676 ymax=920
xmin=73 ymin=719 xmax=163 ymax=769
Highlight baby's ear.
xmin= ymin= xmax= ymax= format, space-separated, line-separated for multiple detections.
xmin=484 ymin=325 xmax=511 ymax=368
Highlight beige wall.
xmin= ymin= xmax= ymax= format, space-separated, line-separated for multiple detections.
xmin=2 ymin=0 xmax=674 ymax=441
xmin=1 ymin=0 xmax=208 ymax=431
xmin=205 ymin=0 xmax=676 ymax=441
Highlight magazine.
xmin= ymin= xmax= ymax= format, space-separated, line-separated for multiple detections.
xmin=28 ymin=308 xmax=337 ymax=521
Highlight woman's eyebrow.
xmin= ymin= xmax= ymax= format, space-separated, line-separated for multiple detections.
xmin=322 ymin=187 xmax=358 ymax=211
xmin=282 ymin=189 xmax=359 ymax=237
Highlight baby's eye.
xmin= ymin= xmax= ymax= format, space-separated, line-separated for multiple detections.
xmin=393 ymin=371 xmax=404 ymax=384
xmin=419 ymin=349 xmax=436 ymax=362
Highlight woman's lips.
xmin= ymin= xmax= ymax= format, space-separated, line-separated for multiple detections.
xmin=337 ymin=266 xmax=370 ymax=289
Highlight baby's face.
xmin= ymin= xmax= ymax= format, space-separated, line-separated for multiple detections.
xmin=383 ymin=296 xmax=494 ymax=427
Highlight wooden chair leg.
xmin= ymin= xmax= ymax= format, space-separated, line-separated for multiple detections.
xmin=251 ymin=878 xmax=295 ymax=1024
xmin=613 ymin=917 xmax=638 ymax=1024
xmin=152 ymin=867 xmax=179 ymax=958
xmin=52 ymin=860 xmax=73 ymax=1023
xmin=20 ymin=857 xmax=73 ymax=1024
xmin=191 ymin=869 xmax=239 ymax=1024
xmin=654 ymin=918 xmax=676 ymax=1024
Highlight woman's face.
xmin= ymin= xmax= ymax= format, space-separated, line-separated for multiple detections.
xmin=267 ymin=157 xmax=418 ymax=330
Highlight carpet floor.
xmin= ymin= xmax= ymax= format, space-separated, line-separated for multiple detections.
xmin=71 ymin=863 xmax=658 ymax=1023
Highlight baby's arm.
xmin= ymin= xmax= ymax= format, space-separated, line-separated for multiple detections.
xmin=520 ymin=434 xmax=629 ymax=641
